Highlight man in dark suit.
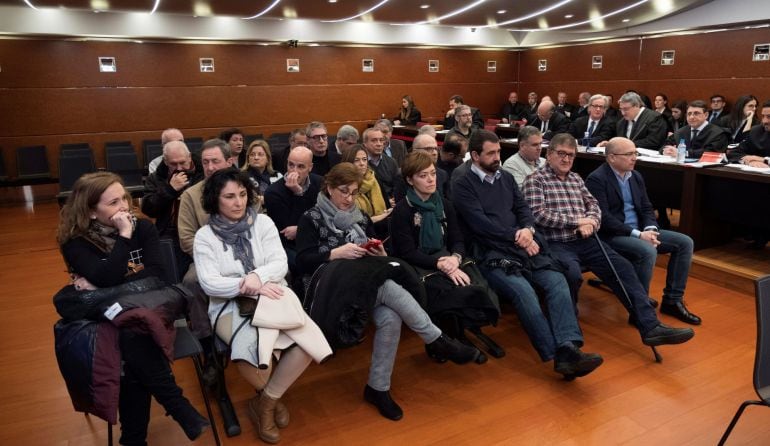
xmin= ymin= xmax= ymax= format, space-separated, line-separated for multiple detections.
xmin=556 ymin=91 xmax=577 ymax=118
xmin=499 ymin=91 xmax=528 ymax=123
xmin=600 ymin=92 xmax=667 ymax=149
xmin=374 ymin=119 xmax=408 ymax=167
xmin=573 ymin=92 xmax=591 ymax=119
xmin=569 ymin=94 xmax=616 ymax=146
xmin=586 ymin=137 xmax=701 ymax=325
xmin=442 ymin=94 xmax=484 ymax=130
xmin=363 ymin=127 xmax=399 ymax=207
xmin=707 ymin=94 xmax=727 ymax=123
xmin=306 ymin=121 xmax=341 ymax=176
xmin=526 ymin=91 xmax=539 ymax=117
xmin=529 ymin=100 xmax=570 ymax=140
xmin=663 ymin=100 xmax=730 ymax=158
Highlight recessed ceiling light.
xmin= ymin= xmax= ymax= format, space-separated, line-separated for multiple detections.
xmin=497 ymin=10 xmax=506 ymax=14
xmin=564 ymin=14 xmax=574 ymax=18
xmin=622 ymin=18 xmax=630 ymax=22
xmin=420 ymin=4 xmax=430 ymax=9
xmin=329 ymin=0 xmax=337 ymax=3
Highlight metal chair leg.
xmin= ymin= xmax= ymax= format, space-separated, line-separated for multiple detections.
xmin=191 ymin=354 xmax=222 ymax=446
xmin=718 ymin=400 xmax=766 ymax=446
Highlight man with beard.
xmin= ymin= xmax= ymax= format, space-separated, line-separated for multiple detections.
xmin=452 ymin=129 xmax=603 ymax=379
xmin=446 ymin=105 xmax=476 ymax=142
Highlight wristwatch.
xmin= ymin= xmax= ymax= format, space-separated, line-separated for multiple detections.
xmin=526 ymin=226 xmax=536 ymax=236
xmin=451 ymin=252 xmax=463 ymax=263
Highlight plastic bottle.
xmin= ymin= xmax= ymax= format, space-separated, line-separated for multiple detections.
xmin=676 ymin=138 xmax=687 ymax=163
xmin=583 ymin=131 xmax=591 ymax=150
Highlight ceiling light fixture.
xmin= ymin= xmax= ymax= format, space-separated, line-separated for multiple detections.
xmin=622 ymin=18 xmax=630 ymax=22
xmin=150 ymin=0 xmax=160 ymax=14
xmin=497 ymin=10 xmax=506 ymax=14
xmin=23 ymin=0 xmax=39 ymax=10
xmin=329 ymin=0 xmax=338 ymax=3
xmin=516 ymin=0 xmax=648 ymax=31
xmin=243 ymin=0 xmax=281 ymax=19
xmin=193 ymin=1 xmax=211 ymax=17
xmin=416 ymin=0 xmax=486 ymax=25
xmin=564 ymin=14 xmax=573 ymax=18
xmin=323 ymin=0 xmax=389 ymax=23
xmin=420 ymin=4 xmax=430 ymax=8
xmin=482 ymin=0 xmax=572 ymax=28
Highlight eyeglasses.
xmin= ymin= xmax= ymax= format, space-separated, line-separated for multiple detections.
xmin=336 ymin=187 xmax=360 ymax=198
xmin=711 ymin=99 xmax=724 ymax=103
xmin=612 ymin=151 xmax=639 ymax=157
xmin=589 ymin=104 xmax=605 ymax=109
xmin=554 ymin=150 xmax=576 ymax=160
xmin=457 ymin=113 xmax=472 ymax=118
xmin=619 ymin=105 xmax=635 ymax=112
xmin=417 ymin=146 xmax=438 ymax=152
xmin=368 ymin=137 xmax=386 ymax=143
xmin=310 ymin=134 xmax=328 ymax=141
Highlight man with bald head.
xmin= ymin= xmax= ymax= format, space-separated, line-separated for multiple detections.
xmin=394 ymin=134 xmax=449 ymax=201
xmin=500 ymin=91 xmax=528 ymax=123
xmin=529 ymin=100 xmax=570 ymax=140
xmin=586 ymin=137 xmax=701 ymax=325
xmin=264 ymin=146 xmax=322 ymax=271
xmin=148 ymin=127 xmax=185 ymax=174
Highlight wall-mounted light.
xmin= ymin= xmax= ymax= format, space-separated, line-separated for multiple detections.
xmin=199 ymin=57 xmax=215 ymax=72
xmin=98 ymin=56 xmax=116 ymax=72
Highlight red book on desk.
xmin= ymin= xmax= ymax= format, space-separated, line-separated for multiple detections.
xmin=698 ymin=152 xmax=726 ymax=163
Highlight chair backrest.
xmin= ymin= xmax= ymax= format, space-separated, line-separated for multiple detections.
xmin=158 ymin=237 xmax=182 ymax=284
xmin=485 ymin=118 xmax=502 ymax=126
xmin=0 ymin=150 xmax=8 ymax=181
xmin=754 ymin=274 xmax=770 ymax=402
xmin=105 ymin=142 xmax=134 ymax=156
xmin=106 ymin=151 xmax=143 ymax=187
xmin=58 ymin=153 xmax=96 ymax=192
xmin=244 ymin=133 xmax=264 ymax=147
xmin=16 ymin=145 xmax=51 ymax=180
xmin=60 ymin=143 xmax=91 ymax=155
xmin=187 ymin=140 xmax=204 ymax=156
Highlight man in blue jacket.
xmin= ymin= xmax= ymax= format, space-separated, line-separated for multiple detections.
xmin=585 ymin=137 xmax=701 ymax=325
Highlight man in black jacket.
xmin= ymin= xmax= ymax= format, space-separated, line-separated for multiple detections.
xmin=499 ymin=91 xmax=528 ymax=123
xmin=662 ymin=100 xmax=730 ymax=158
xmin=729 ymin=100 xmax=770 ymax=165
xmin=600 ymin=92 xmax=667 ymax=150
xmin=569 ymin=94 xmax=616 ymax=147
xmin=529 ymin=100 xmax=570 ymax=140
xmin=443 ymin=94 xmax=484 ymax=130
xmin=586 ymin=137 xmax=701 ymax=325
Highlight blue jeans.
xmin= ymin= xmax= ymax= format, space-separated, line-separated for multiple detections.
xmin=481 ymin=266 xmax=583 ymax=362
xmin=550 ymin=237 xmax=660 ymax=335
xmin=608 ymin=230 xmax=693 ymax=302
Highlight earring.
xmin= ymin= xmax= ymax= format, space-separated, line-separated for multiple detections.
xmin=90 ymin=215 xmax=96 ymax=220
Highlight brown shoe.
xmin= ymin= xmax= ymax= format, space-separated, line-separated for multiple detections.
xmin=274 ymin=399 xmax=289 ymax=429
xmin=248 ymin=394 xmax=281 ymax=444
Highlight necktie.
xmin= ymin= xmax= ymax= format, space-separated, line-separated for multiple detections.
xmin=691 ymin=129 xmax=699 ymax=142
xmin=544 ymin=121 xmax=549 ymax=133
xmin=587 ymin=120 xmax=597 ymax=136
xmin=710 ymin=112 xmax=718 ymax=123
xmin=626 ymin=120 xmax=634 ymax=139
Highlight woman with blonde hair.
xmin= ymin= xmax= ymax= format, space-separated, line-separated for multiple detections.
xmin=340 ymin=145 xmax=391 ymax=224
xmin=243 ymin=139 xmax=283 ymax=200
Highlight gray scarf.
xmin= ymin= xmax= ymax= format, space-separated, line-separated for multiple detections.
xmin=208 ymin=207 xmax=257 ymax=273
xmin=315 ymin=192 xmax=368 ymax=245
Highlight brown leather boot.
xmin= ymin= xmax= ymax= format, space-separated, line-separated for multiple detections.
xmin=248 ymin=393 xmax=281 ymax=444
xmin=274 ymin=399 xmax=289 ymax=428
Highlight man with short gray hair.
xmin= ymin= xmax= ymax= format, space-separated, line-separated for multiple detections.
xmin=374 ymin=119 xmax=407 ymax=167
xmin=599 ymin=92 xmax=667 ymax=149
xmin=568 ymin=94 xmax=616 ymax=147
xmin=148 ymin=127 xmax=185 ymax=174
xmin=306 ymin=121 xmax=341 ymax=176
xmin=335 ymin=124 xmax=360 ymax=155
xmin=446 ymin=105 xmax=475 ymax=142
xmin=502 ymin=126 xmax=545 ymax=188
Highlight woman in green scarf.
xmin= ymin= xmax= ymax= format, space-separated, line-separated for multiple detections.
xmin=390 ymin=152 xmax=502 ymax=362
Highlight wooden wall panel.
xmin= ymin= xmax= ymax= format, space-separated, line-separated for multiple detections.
xmin=0 ymin=39 xmax=519 ymax=177
xmin=519 ymin=28 xmax=770 ymax=109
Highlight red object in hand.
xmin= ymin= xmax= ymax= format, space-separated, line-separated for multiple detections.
xmin=360 ymin=239 xmax=382 ymax=250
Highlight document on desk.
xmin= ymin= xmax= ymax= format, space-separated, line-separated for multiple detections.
xmin=724 ymin=164 xmax=770 ymax=174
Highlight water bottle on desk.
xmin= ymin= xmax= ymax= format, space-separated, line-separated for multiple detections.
xmin=676 ymin=138 xmax=687 ymax=163
xmin=583 ymin=131 xmax=591 ymax=151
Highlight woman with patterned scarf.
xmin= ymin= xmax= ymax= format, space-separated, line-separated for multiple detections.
xmin=57 ymin=171 xmax=209 ymax=445
xmin=193 ymin=169 xmax=331 ymax=444
xmin=390 ymin=152 xmax=502 ymax=363
xmin=295 ymin=162 xmax=479 ymax=422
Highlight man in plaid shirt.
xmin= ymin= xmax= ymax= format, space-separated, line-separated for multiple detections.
xmin=522 ymin=133 xmax=694 ymax=347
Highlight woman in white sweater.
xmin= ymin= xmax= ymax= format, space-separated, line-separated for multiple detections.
xmin=194 ymin=169 xmax=331 ymax=444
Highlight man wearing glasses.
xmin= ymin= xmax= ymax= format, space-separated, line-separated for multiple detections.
xmin=568 ymin=94 xmax=617 ymax=147
xmin=442 ymin=95 xmax=484 ymax=130
xmin=446 ymin=105 xmax=477 ymax=142
xmin=708 ymin=94 xmax=727 ymax=123
xmin=306 ymin=121 xmax=341 ymax=176
xmin=523 ymin=133 xmax=695 ymax=346
xmin=364 ymin=127 xmax=399 ymax=207
xmin=599 ymin=92 xmax=667 ymax=150
xmin=585 ymin=137 xmax=701 ymax=325
xmin=529 ymin=100 xmax=570 ymax=141
xmin=662 ymin=100 xmax=730 ymax=158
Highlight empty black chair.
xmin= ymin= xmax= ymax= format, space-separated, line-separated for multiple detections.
xmin=16 ymin=145 xmax=51 ymax=181
xmin=267 ymin=132 xmax=291 ymax=149
xmin=143 ymin=143 xmax=164 ymax=172
xmin=718 ymin=274 xmax=770 ymax=445
xmin=60 ymin=142 xmax=91 ymax=155
xmin=244 ymin=133 xmax=264 ymax=147
xmin=105 ymin=140 xmax=132 ymax=149
xmin=187 ymin=138 xmax=204 ymax=156
xmin=56 ymin=153 xmax=96 ymax=204
xmin=0 ymin=150 xmax=9 ymax=182
xmin=106 ymin=151 xmax=144 ymax=196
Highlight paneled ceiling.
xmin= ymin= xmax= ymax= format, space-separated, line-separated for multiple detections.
xmin=3 ymin=0 xmax=713 ymax=32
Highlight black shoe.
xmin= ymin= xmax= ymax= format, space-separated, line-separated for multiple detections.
xmin=554 ymin=344 xmax=603 ymax=379
xmin=176 ymin=406 xmax=210 ymax=441
xmin=424 ymin=344 xmax=448 ymax=363
xmin=364 ymin=385 xmax=403 ymax=421
xmin=642 ymin=323 xmax=694 ymax=346
xmin=660 ymin=301 xmax=702 ymax=325
xmin=425 ymin=334 xmax=480 ymax=365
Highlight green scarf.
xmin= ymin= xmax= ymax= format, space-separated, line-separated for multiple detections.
xmin=406 ymin=188 xmax=445 ymax=255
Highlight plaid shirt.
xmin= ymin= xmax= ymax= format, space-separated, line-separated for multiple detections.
xmin=522 ymin=164 xmax=601 ymax=242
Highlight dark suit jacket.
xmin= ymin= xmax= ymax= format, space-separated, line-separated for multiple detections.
xmin=556 ymin=103 xmax=577 ymax=118
xmin=573 ymin=106 xmax=589 ymax=120
xmin=386 ymin=138 xmax=408 ymax=167
xmin=616 ymin=108 xmax=668 ymax=149
xmin=707 ymin=110 xmax=726 ymax=124
xmin=729 ymin=125 xmax=770 ymax=162
xmin=605 ymin=106 xmax=621 ymax=121
xmin=529 ymin=112 xmax=570 ymax=140
xmin=392 ymin=107 xmax=422 ymax=126
xmin=499 ymin=101 xmax=528 ymax=121
xmin=665 ymin=123 xmax=730 ymax=158
xmin=568 ymin=116 xmax=616 ymax=146
xmin=585 ymin=163 xmax=658 ymax=238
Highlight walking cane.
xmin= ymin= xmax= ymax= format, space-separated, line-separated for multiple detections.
xmin=592 ymin=232 xmax=662 ymax=363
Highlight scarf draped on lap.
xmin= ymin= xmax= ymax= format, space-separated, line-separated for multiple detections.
xmin=355 ymin=169 xmax=387 ymax=217
xmin=316 ymin=192 xmax=368 ymax=245
xmin=406 ymin=188 xmax=445 ymax=255
xmin=208 ymin=207 xmax=257 ymax=273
